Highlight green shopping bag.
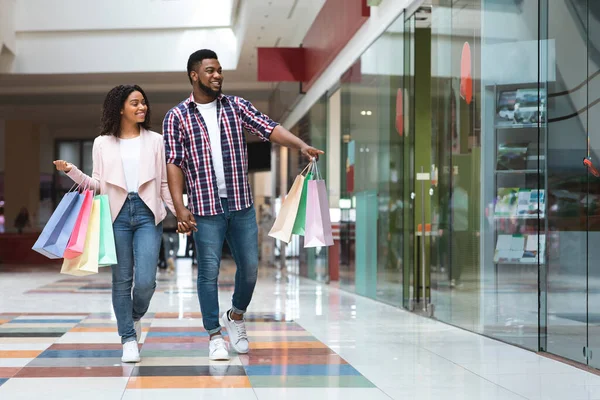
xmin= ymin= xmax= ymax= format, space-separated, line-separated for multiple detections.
xmin=292 ymin=162 xmax=314 ymax=236
xmin=96 ymin=194 xmax=117 ymax=266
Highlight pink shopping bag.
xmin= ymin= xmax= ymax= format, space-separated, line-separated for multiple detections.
xmin=304 ymin=163 xmax=333 ymax=248
xmin=61 ymin=197 xmax=101 ymax=276
xmin=63 ymin=190 xmax=94 ymax=259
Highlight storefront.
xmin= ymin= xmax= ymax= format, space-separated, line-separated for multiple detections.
xmin=277 ymin=0 xmax=600 ymax=368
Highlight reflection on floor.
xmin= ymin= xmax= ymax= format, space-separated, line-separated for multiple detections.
xmin=0 ymin=259 xmax=599 ymax=399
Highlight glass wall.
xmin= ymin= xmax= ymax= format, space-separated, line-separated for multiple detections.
xmin=284 ymin=0 xmax=600 ymax=368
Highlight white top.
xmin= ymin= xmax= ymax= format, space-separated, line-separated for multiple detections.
xmin=119 ymin=136 xmax=141 ymax=193
xmin=196 ymin=100 xmax=227 ymax=198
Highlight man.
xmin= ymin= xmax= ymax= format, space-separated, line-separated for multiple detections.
xmin=163 ymin=49 xmax=323 ymax=361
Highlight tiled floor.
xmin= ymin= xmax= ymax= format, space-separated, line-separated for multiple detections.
xmin=1 ymin=260 xmax=600 ymax=399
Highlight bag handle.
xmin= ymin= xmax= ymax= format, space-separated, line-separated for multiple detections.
xmin=67 ymin=182 xmax=79 ymax=193
xmin=312 ymin=159 xmax=323 ymax=180
xmin=300 ymin=161 xmax=313 ymax=177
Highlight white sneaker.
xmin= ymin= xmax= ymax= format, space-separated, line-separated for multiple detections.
xmin=134 ymin=320 xmax=142 ymax=342
xmin=221 ymin=311 xmax=249 ymax=354
xmin=121 ymin=341 xmax=140 ymax=363
xmin=209 ymin=336 xmax=230 ymax=361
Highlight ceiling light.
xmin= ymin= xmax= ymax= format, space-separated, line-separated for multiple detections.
xmin=367 ymin=111 xmax=372 ymax=116
xmin=361 ymin=111 xmax=366 ymax=116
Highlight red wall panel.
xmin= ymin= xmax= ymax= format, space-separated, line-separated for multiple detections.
xmin=257 ymin=47 xmax=306 ymax=82
xmin=301 ymin=0 xmax=370 ymax=92
xmin=256 ymin=0 xmax=370 ymax=89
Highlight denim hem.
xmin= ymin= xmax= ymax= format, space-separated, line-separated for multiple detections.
xmin=122 ymin=336 xmax=137 ymax=344
xmin=207 ymin=326 xmax=222 ymax=335
xmin=231 ymin=306 xmax=246 ymax=315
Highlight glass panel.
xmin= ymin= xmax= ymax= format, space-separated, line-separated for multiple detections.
xmin=480 ymin=0 xmax=543 ymax=350
xmin=545 ymin=0 xmax=589 ymax=363
xmin=429 ymin=0 xmax=541 ymax=348
xmin=371 ymin=15 xmax=405 ymax=305
xmin=430 ymin=2 xmax=453 ymax=320
xmin=403 ymin=13 xmax=416 ymax=308
xmin=429 ymin=0 xmax=484 ymax=333
xmin=338 ymin=12 xmax=406 ymax=305
xmin=587 ymin=0 xmax=600 ymax=369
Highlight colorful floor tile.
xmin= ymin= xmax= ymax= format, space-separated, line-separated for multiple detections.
xmin=0 ymin=311 xmax=375 ymax=394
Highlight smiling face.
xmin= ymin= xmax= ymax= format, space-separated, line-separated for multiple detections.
xmin=120 ymin=90 xmax=148 ymax=125
xmin=190 ymin=58 xmax=223 ymax=99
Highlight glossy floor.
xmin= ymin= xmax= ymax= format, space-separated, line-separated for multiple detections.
xmin=1 ymin=260 xmax=600 ymax=399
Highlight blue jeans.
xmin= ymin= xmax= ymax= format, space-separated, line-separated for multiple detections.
xmin=112 ymin=193 xmax=163 ymax=344
xmin=194 ymin=199 xmax=259 ymax=334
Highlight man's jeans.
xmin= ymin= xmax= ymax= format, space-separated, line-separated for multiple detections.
xmin=193 ymin=199 xmax=259 ymax=334
xmin=112 ymin=193 xmax=163 ymax=344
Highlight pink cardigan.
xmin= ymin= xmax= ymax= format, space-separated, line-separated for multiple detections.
xmin=67 ymin=128 xmax=176 ymax=225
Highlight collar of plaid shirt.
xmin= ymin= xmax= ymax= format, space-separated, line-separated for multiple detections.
xmin=163 ymin=93 xmax=278 ymax=216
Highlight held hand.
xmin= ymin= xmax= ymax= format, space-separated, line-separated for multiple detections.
xmin=53 ymin=160 xmax=73 ymax=173
xmin=300 ymin=145 xmax=325 ymax=161
xmin=176 ymin=207 xmax=198 ymax=235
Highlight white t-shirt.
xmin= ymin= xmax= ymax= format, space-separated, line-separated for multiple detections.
xmin=196 ymin=100 xmax=227 ymax=198
xmin=119 ymin=136 xmax=141 ymax=193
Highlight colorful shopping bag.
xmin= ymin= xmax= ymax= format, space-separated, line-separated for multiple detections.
xmin=292 ymin=163 xmax=314 ymax=236
xmin=97 ymin=195 xmax=117 ymax=266
xmin=32 ymin=190 xmax=84 ymax=259
xmin=268 ymin=163 xmax=312 ymax=243
xmin=63 ymin=190 xmax=94 ymax=259
xmin=304 ymin=162 xmax=334 ymax=248
xmin=60 ymin=197 xmax=101 ymax=276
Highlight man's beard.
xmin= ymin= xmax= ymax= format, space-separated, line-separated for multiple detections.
xmin=198 ymin=80 xmax=222 ymax=98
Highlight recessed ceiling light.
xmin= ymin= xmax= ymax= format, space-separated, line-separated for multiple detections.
xmin=367 ymin=111 xmax=372 ymax=116
xmin=361 ymin=111 xmax=366 ymax=116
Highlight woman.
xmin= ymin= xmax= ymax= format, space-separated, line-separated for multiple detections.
xmin=54 ymin=85 xmax=182 ymax=363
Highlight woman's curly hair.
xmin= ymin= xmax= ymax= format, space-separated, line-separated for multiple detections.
xmin=100 ymin=84 xmax=151 ymax=137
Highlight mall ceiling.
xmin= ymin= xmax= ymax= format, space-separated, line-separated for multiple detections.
xmin=0 ymin=0 xmax=326 ymax=128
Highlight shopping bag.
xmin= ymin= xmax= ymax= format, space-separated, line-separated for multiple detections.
xmin=97 ymin=194 xmax=117 ymax=266
xmin=32 ymin=190 xmax=84 ymax=259
xmin=268 ymin=163 xmax=312 ymax=243
xmin=60 ymin=197 xmax=101 ymax=276
xmin=292 ymin=164 xmax=314 ymax=236
xmin=304 ymin=162 xmax=334 ymax=248
xmin=63 ymin=190 xmax=94 ymax=259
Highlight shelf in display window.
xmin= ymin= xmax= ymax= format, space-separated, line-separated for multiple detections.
xmin=494 ymin=214 xmax=543 ymax=220
xmin=495 ymin=260 xmax=546 ymax=265
xmin=494 ymin=233 xmax=546 ymax=265
xmin=495 ymin=123 xmax=542 ymax=129
xmin=495 ymin=169 xmax=542 ymax=174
